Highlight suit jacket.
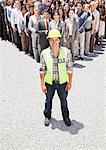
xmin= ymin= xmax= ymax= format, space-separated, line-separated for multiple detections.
xmin=38 ymin=18 xmax=49 ymax=51
xmin=65 ymin=17 xmax=79 ymax=41
xmin=49 ymin=20 xmax=65 ymax=36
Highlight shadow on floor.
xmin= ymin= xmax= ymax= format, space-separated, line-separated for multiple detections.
xmin=51 ymin=118 xmax=84 ymax=135
xmin=73 ymin=63 xmax=85 ymax=68
xmin=93 ymin=51 xmax=104 ymax=55
xmin=87 ymin=53 xmax=98 ymax=58
xmin=83 ymin=57 xmax=93 ymax=61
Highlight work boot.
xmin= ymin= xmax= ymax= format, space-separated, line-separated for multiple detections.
xmin=64 ymin=118 xmax=71 ymax=126
xmin=44 ymin=117 xmax=51 ymax=126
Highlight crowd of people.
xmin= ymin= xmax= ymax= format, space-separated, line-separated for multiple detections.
xmin=0 ymin=0 xmax=106 ymax=62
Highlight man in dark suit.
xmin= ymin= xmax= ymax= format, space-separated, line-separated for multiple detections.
xmin=0 ymin=2 xmax=7 ymax=40
xmin=38 ymin=9 xmax=50 ymax=52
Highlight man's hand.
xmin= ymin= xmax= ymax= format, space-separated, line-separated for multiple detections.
xmin=19 ymin=33 xmax=22 ymax=36
xmin=41 ymin=83 xmax=47 ymax=93
xmin=45 ymin=30 xmax=48 ymax=35
xmin=65 ymin=82 xmax=72 ymax=91
xmin=13 ymin=28 xmax=17 ymax=32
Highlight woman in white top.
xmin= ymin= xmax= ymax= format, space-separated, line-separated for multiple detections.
xmin=28 ymin=7 xmax=41 ymax=62
xmin=65 ymin=9 xmax=79 ymax=61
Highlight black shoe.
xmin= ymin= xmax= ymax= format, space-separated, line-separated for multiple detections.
xmin=64 ymin=118 xmax=71 ymax=126
xmin=84 ymin=53 xmax=88 ymax=56
xmin=79 ymin=57 xmax=84 ymax=60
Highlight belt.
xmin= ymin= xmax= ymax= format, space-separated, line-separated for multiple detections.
xmin=52 ymin=80 xmax=59 ymax=84
xmin=85 ymin=27 xmax=92 ymax=32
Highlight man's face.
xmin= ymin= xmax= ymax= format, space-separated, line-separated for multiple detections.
xmin=49 ymin=37 xmax=60 ymax=48
xmin=22 ymin=8 xmax=27 ymax=15
xmin=15 ymin=1 xmax=21 ymax=9
xmin=43 ymin=12 xmax=49 ymax=19
xmin=30 ymin=7 xmax=34 ymax=15
xmin=69 ymin=0 xmax=74 ymax=7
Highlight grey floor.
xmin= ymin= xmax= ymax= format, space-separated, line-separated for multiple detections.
xmin=0 ymin=39 xmax=106 ymax=150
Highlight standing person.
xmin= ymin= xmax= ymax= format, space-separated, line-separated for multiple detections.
xmin=49 ymin=10 xmax=65 ymax=45
xmin=28 ymin=6 xmax=41 ymax=62
xmin=98 ymin=0 xmax=105 ymax=46
xmin=17 ymin=5 xmax=29 ymax=53
xmin=0 ymin=1 xmax=5 ymax=40
xmin=40 ymin=29 xmax=73 ymax=126
xmin=6 ymin=1 xmax=14 ymax=43
xmin=65 ymin=9 xmax=79 ymax=62
xmin=76 ymin=2 xmax=87 ymax=60
xmin=90 ymin=1 xmax=100 ymax=53
xmin=0 ymin=0 xmax=7 ymax=41
xmin=11 ymin=0 xmax=22 ymax=50
xmin=84 ymin=4 xmax=93 ymax=56
xmin=37 ymin=9 xmax=50 ymax=53
xmin=63 ymin=2 xmax=70 ymax=20
xmin=25 ymin=4 xmax=34 ymax=58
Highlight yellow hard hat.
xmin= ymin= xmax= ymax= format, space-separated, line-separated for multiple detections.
xmin=47 ymin=29 xmax=62 ymax=38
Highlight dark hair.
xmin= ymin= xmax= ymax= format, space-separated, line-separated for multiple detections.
xmin=43 ymin=8 xmax=49 ymax=14
xmin=29 ymin=3 xmax=34 ymax=8
xmin=69 ymin=8 xmax=75 ymax=13
xmin=52 ymin=10 xmax=60 ymax=16
xmin=53 ymin=0 xmax=61 ymax=8
xmin=21 ymin=5 xmax=27 ymax=11
xmin=77 ymin=2 xmax=83 ymax=7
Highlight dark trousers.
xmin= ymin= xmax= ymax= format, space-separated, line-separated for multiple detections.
xmin=13 ymin=25 xmax=22 ymax=51
xmin=90 ymin=33 xmax=95 ymax=53
xmin=95 ymin=31 xmax=98 ymax=45
xmin=20 ymin=31 xmax=29 ymax=52
xmin=66 ymin=36 xmax=75 ymax=62
xmin=44 ymin=82 xmax=70 ymax=120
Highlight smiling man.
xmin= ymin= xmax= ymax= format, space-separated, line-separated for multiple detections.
xmin=40 ymin=29 xmax=73 ymax=127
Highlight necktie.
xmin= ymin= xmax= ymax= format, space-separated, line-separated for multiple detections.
xmin=45 ymin=19 xmax=49 ymax=30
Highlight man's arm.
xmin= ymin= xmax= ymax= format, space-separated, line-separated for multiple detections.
xmin=65 ymin=49 xmax=73 ymax=91
xmin=39 ymin=53 xmax=47 ymax=93
xmin=65 ymin=72 xmax=73 ymax=91
xmin=40 ymin=72 xmax=47 ymax=93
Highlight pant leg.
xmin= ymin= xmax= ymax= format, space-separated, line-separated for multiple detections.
xmin=44 ymin=83 xmax=55 ymax=119
xmin=21 ymin=32 xmax=25 ymax=51
xmin=56 ymin=82 xmax=69 ymax=120
xmin=85 ymin=31 xmax=91 ymax=55
xmin=16 ymin=30 xmax=22 ymax=51
xmin=74 ymin=39 xmax=79 ymax=57
xmin=31 ymin=33 xmax=39 ymax=61
xmin=95 ymin=31 xmax=98 ymax=45
xmin=79 ymin=32 xmax=85 ymax=58
xmin=28 ymin=33 xmax=34 ymax=57
xmin=13 ymin=30 xmax=18 ymax=46
xmin=70 ymin=38 xmax=75 ymax=62
xmin=90 ymin=33 xmax=95 ymax=53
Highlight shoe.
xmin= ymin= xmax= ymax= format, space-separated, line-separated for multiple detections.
xmin=84 ymin=53 xmax=88 ymax=56
xmin=44 ymin=117 xmax=51 ymax=126
xmin=64 ymin=118 xmax=71 ymax=126
xmin=80 ymin=57 xmax=84 ymax=60
xmin=25 ymin=51 xmax=29 ymax=54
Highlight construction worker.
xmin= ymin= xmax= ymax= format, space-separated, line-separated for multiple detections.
xmin=40 ymin=29 xmax=73 ymax=127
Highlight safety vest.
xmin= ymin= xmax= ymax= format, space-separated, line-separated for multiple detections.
xmin=42 ymin=47 xmax=68 ymax=85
